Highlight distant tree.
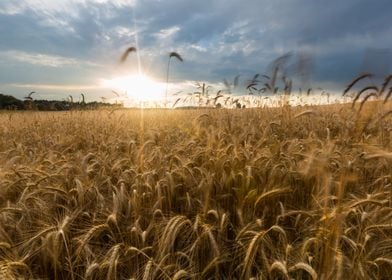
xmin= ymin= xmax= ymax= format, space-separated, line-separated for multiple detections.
xmin=0 ymin=94 xmax=23 ymax=109
xmin=0 ymin=93 xmax=123 ymax=111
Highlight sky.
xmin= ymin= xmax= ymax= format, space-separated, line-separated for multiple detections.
xmin=0 ymin=0 xmax=391 ymax=103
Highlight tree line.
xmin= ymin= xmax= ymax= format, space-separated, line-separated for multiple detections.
xmin=0 ymin=93 xmax=123 ymax=111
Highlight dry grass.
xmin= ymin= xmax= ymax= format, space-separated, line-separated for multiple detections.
xmin=1 ymin=101 xmax=392 ymax=279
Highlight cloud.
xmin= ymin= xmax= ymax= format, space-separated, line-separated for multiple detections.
xmin=154 ymin=26 xmax=180 ymax=40
xmin=1 ymin=0 xmax=392 ymax=100
xmin=0 ymin=50 xmax=96 ymax=68
xmin=8 ymin=83 xmax=101 ymax=91
xmin=0 ymin=0 xmax=136 ymax=15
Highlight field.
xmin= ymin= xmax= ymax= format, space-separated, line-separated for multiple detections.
xmin=1 ymin=102 xmax=392 ymax=279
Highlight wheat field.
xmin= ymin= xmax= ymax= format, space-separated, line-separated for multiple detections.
xmin=1 ymin=102 xmax=392 ymax=279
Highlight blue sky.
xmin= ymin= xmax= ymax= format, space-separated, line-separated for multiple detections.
xmin=0 ymin=0 xmax=391 ymax=102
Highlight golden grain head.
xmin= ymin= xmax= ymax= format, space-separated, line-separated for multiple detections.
xmin=0 ymin=89 xmax=392 ymax=279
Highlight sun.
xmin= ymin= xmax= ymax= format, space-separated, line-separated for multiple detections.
xmin=103 ymin=74 xmax=165 ymax=102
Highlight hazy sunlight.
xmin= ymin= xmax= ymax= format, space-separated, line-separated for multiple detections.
xmin=103 ymin=74 xmax=165 ymax=102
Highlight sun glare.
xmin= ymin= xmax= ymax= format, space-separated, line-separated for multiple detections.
xmin=103 ymin=74 xmax=165 ymax=103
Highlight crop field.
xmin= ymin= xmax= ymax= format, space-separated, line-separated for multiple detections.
xmin=1 ymin=101 xmax=392 ymax=279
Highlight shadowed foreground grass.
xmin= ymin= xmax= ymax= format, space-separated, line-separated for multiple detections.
xmin=0 ymin=104 xmax=392 ymax=279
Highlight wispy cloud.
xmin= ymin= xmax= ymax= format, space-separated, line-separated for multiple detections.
xmin=154 ymin=26 xmax=181 ymax=40
xmin=0 ymin=51 xmax=99 ymax=68
xmin=8 ymin=83 xmax=101 ymax=91
xmin=2 ymin=51 xmax=79 ymax=67
xmin=0 ymin=0 xmax=136 ymax=15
